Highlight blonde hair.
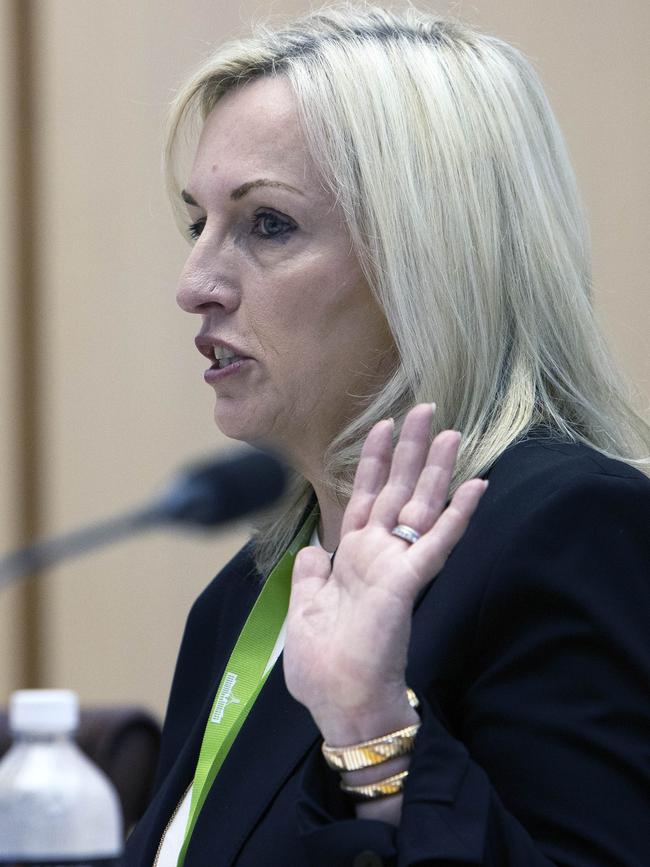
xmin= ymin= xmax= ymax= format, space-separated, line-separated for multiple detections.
xmin=164 ymin=3 xmax=650 ymax=575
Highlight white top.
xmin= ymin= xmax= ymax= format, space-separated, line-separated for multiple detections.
xmin=10 ymin=689 xmax=79 ymax=734
xmin=155 ymin=527 xmax=330 ymax=866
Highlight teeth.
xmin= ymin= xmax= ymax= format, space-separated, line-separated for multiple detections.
xmin=212 ymin=344 xmax=244 ymax=369
xmin=213 ymin=345 xmax=233 ymax=361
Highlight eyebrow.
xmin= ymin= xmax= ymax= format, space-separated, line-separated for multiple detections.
xmin=181 ymin=178 xmax=304 ymax=207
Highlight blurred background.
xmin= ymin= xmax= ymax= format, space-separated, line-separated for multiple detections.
xmin=1 ymin=0 xmax=648 ymax=721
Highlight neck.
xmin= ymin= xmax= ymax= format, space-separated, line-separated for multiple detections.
xmin=265 ymin=435 xmax=348 ymax=552
xmin=310 ymin=479 xmax=345 ymax=553
xmin=272 ymin=438 xmax=346 ymax=552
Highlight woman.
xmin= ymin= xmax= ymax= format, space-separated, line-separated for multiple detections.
xmin=125 ymin=6 xmax=650 ymax=866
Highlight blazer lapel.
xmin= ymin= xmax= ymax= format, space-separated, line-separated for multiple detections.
xmin=186 ymin=653 xmax=320 ymax=865
xmin=125 ymin=678 xmax=226 ymax=865
xmin=127 ymin=560 xmax=263 ymax=865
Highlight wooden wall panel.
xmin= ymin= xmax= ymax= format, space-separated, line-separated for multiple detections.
xmin=0 ymin=0 xmax=22 ymax=699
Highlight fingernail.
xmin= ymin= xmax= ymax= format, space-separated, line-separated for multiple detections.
xmin=430 ymin=402 xmax=437 ymax=412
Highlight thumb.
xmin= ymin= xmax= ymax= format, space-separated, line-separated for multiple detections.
xmin=287 ymin=546 xmax=331 ymax=617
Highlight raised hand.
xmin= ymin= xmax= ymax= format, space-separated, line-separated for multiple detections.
xmin=283 ymin=404 xmax=488 ymax=744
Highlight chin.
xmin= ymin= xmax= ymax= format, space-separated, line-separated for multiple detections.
xmin=212 ymin=399 xmax=270 ymax=445
xmin=212 ymin=399 xmax=298 ymax=466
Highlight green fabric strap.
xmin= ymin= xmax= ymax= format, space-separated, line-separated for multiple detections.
xmin=177 ymin=506 xmax=318 ymax=866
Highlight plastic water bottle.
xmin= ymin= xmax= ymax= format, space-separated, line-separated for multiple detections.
xmin=0 ymin=689 xmax=123 ymax=865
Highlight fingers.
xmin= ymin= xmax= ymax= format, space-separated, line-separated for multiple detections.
xmin=397 ymin=430 xmax=461 ymax=533
xmin=368 ymin=404 xmax=436 ymax=530
xmin=340 ymin=418 xmax=394 ymax=536
xmin=341 ymin=404 xmax=476 ymax=558
xmin=406 ymin=478 xmax=488 ymax=577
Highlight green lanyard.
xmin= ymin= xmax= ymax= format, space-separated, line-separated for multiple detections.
xmin=177 ymin=507 xmax=319 ymax=866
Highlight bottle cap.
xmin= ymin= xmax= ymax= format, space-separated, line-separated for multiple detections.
xmin=9 ymin=689 xmax=80 ymax=734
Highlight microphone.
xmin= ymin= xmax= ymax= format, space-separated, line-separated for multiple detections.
xmin=0 ymin=448 xmax=288 ymax=588
xmin=151 ymin=448 xmax=288 ymax=526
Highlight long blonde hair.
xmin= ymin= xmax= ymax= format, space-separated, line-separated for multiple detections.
xmin=164 ymin=4 xmax=649 ymax=574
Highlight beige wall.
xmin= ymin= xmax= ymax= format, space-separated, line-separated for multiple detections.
xmin=1 ymin=0 xmax=648 ymax=720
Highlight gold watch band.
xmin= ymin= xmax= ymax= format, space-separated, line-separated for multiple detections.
xmin=340 ymin=768 xmax=409 ymax=800
xmin=321 ymin=722 xmax=420 ymax=770
xmin=321 ymin=688 xmax=421 ymax=772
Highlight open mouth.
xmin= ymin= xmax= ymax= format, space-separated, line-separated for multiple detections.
xmin=214 ymin=354 xmax=246 ymax=370
xmin=213 ymin=346 xmax=248 ymax=369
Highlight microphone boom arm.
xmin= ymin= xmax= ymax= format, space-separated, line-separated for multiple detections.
xmin=0 ymin=504 xmax=161 ymax=588
xmin=0 ymin=447 xmax=288 ymax=589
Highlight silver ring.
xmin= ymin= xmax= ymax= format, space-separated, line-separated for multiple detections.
xmin=391 ymin=524 xmax=421 ymax=545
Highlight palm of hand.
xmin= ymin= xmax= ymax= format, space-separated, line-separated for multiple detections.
xmin=283 ymin=404 xmax=487 ymax=731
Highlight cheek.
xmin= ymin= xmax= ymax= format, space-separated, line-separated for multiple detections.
xmin=244 ymin=260 xmax=346 ymax=351
xmin=241 ymin=252 xmax=386 ymax=389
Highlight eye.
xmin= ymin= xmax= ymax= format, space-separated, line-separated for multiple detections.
xmin=252 ymin=210 xmax=297 ymax=241
xmin=185 ymin=210 xmax=297 ymax=244
xmin=186 ymin=218 xmax=205 ymax=241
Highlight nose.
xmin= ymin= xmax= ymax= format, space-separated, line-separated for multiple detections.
xmin=176 ymin=252 xmax=240 ymax=316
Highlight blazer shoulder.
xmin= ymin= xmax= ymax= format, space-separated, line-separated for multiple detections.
xmin=484 ymin=431 xmax=650 ymax=506
xmin=473 ymin=433 xmax=650 ymax=615
xmin=185 ymin=539 xmax=261 ymax=630
xmin=450 ymin=432 xmax=650 ymax=605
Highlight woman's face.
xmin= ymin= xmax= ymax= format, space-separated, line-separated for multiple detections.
xmin=177 ymin=76 xmax=394 ymax=470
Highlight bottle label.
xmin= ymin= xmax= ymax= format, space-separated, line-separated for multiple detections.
xmin=0 ymin=859 xmax=121 ymax=866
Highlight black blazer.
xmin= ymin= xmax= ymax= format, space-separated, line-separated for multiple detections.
xmin=125 ymin=432 xmax=650 ymax=866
